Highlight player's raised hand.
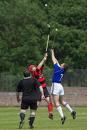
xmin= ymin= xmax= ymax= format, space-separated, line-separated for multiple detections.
xmin=50 ymin=48 xmax=54 ymax=53
xmin=44 ymin=53 xmax=48 ymax=60
xmin=45 ymin=52 xmax=48 ymax=57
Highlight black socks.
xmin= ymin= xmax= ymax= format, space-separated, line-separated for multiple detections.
xmin=20 ymin=113 xmax=25 ymax=121
xmin=29 ymin=116 xmax=35 ymax=127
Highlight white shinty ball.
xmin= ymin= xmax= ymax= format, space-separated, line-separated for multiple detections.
xmin=55 ymin=28 xmax=58 ymax=31
xmin=45 ymin=3 xmax=48 ymax=7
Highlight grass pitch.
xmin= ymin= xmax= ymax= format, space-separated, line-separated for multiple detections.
xmin=0 ymin=107 xmax=87 ymax=130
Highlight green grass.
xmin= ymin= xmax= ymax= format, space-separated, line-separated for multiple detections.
xmin=0 ymin=107 xmax=87 ymax=130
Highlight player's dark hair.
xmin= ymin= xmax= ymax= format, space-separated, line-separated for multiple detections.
xmin=64 ymin=63 xmax=69 ymax=72
xmin=23 ymin=70 xmax=30 ymax=77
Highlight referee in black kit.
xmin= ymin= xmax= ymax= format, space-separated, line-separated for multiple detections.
xmin=16 ymin=70 xmax=44 ymax=129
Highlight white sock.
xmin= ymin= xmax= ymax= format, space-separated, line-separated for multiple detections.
xmin=57 ymin=106 xmax=64 ymax=118
xmin=65 ymin=104 xmax=73 ymax=113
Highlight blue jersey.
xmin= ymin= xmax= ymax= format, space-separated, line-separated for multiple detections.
xmin=52 ymin=63 xmax=65 ymax=83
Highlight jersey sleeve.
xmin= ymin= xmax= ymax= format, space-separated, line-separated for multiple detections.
xmin=16 ymin=80 xmax=23 ymax=92
xmin=37 ymin=65 xmax=44 ymax=73
xmin=54 ymin=63 xmax=61 ymax=71
xmin=40 ymin=65 xmax=44 ymax=72
xmin=54 ymin=63 xmax=65 ymax=73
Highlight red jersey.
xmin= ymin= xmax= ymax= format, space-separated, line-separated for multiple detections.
xmin=28 ymin=65 xmax=47 ymax=88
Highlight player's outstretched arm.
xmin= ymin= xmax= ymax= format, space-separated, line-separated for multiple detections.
xmin=51 ymin=49 xmax=57 ymax=63
xmin=37 ymin=53 xmax=48 ymax=68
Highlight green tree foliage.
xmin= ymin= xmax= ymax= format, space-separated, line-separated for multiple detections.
xmin=0 ymin=0 xmax=87 ymax=75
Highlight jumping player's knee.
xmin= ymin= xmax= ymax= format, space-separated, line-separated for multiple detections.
xmin=55 ymin=102 xmax=60 ymax=107
xmin=61 ymin=101 xmax=67 ymax=107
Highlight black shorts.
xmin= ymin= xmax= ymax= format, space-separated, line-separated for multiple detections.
xmin=21 ymin=97 xmax=37 ymax=110
xmin=43 ymin=87 xmax=50 ymax=98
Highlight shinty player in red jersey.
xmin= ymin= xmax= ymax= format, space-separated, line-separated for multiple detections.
xmin=27 ymin=53 xmax=53 ymax=119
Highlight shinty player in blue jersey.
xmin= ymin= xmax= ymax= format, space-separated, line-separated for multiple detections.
xmin=50 ymin=49 xmax=76 ymax=125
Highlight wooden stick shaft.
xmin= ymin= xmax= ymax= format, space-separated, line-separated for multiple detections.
xmin=46 ymin=34 xmax=49 ymax=52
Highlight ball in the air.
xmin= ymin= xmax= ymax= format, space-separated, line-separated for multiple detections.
xmin=45 ymin=3 xmax=48 ymax=7
xmin=55 ymin=28 xmax=58 ymax=31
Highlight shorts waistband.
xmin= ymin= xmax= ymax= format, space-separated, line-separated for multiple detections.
xmin=52 ymin=82 xmax=61 ymax=83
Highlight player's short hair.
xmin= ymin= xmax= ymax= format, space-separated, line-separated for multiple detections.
xmin=28 ymin=64 xmax=36 ymax=72
xmin=23 ymin=70 xmax=30 ymax=77
xmin=63 ymin=63 xmax=69 ymax=72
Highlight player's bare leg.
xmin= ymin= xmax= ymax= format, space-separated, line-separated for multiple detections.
xmin=59 ymin=96 xmax=76 ymax=119
xmin=53 ymin=95 xmax=66 ymax=124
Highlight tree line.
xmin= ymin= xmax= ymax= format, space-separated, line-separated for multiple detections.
xmin=0 ymin=0 xmax=87 ymax=75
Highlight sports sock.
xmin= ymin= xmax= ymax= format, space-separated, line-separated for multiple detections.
xmin=20 ymin=113 xmax=25 ymax=121
xmin=65 ymin=104 xmax=73 ymax=113
xmin=29 ymin=116 xmax=35 ymax=126
xmin=57 ymin=105 xmax=64 ymax=118
xmin=48 ymin=103 xmax=53 ymax=113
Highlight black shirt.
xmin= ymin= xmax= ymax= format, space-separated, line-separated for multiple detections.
xmin=16 ymin=77 xmax=41 ymax=101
